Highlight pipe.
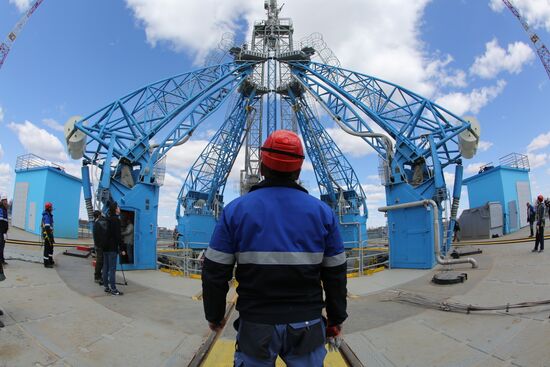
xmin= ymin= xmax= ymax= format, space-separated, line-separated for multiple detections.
xmin=378 ymin=200 xmax=477 ymax=268
xmin=337 ymin=192 xmax=364 ymax=273
xmin=292 ymin=75 xmax=394 ymax=163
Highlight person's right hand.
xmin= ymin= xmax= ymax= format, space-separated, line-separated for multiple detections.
xmin=326 ymin=324 xmax=342 ymax=338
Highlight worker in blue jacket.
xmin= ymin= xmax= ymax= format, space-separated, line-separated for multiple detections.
xmin=0 ymin=195 xmax=7 ymax=327
xmin=533 ymin=194 xmax=546 ymax=253
xmin=42 ymin=202 xmax=55 ymax=268
xmin=202 ymin=130 xmax=348 ymax=366
xmin=0 ymin=194 xmax=9 ymax=266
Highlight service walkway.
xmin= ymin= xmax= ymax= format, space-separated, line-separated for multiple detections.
xmin=1 ymin=226 xmax=550 ymax=366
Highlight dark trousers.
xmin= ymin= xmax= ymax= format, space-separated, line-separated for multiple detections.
xmin=529 ymin=222 xmax=534 ymax=236
xmin=94 ymin=247 xmax=104 ymax=280
xmin=534 ymin=224 xmax=545 ymax=251
xmin=43 ymin=236 xmax=54 ymax=265
xmin=102 ymin=252 xmax=118 ymax=290
xmin=234 ymin=318 xmax=326 ymax=366
xmin=0 ymin=233 xmax=5 ymax=262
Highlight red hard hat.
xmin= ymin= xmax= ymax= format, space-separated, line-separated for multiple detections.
xmin=45 ymin=202 xmax=53 ymax=210
xmin=260 ymin=130 xmax=305 ymax=172
xmin=538 ymin=195 xmax=544 ymax=202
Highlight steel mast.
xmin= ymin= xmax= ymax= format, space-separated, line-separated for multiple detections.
xmin=0 ymin=0 xmax=44 ymax=70
xmin=502 ymin=0 xmax=550 ymax=79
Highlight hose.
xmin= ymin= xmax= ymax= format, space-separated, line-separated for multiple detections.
xmin=387 ymin=289 xmax=550 ymax=314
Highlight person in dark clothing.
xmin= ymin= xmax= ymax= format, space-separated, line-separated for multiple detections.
xmin=92 ymin=210 xmax=107 ymax=284
xmin=0 ymin=194 xmax=9 ymax=266
xmin=527 ymin=202 xmax=536 ymax=237
xmin=0 ymin=221 xmax=4 ymax=327
xmin=532 ymin=195 xmax=545 ymax=253
xmin=41 ymin=202 xmax=55 ymax=268
xmin=453 ymin=221 xmax=461 ymax=242
xmin=202 ymin=130 xmax=347 ymax=366
xmin=102 ymin=202 xmax=125 ymax=295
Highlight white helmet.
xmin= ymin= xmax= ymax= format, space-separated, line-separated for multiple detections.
xmin=0 ymin=194 xmax=7 ymax=201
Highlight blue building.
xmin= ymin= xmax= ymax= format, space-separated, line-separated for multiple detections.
xmin=462 ymin=153 xmax=531 ymax=235
xmin=12 ymin=154 xmax=82 ymax=239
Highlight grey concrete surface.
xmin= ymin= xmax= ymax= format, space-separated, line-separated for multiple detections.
xmin=2 ymin=226 xmax=550 ymax=366
xmin=0 ymin=251 xmax=205 ymax=366
xmin=344 ymin=240 xmax=550 ymax=367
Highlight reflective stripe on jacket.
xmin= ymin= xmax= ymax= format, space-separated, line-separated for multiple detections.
xmin=202 ymin=178 xmax=348 ymax=326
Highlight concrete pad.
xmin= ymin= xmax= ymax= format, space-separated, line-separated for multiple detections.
xmin=0 ymin=323 xmax=58 ymax=366
xmin=61 ymin=319 xmax=204 ymax=367
xmin=347 ymin=269 xmax=430 ymax=296
xmin=123 ymin=269 xmax=202 ymax=298
xmin=347 ymin=318 xmax=492 ymax=367
xmin=490 ymin=320 xmax=550 ymax=366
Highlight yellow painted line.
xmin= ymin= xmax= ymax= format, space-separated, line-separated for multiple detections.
xmin=6 ymin=239 xmax=81 ymax=247
xmin=159 ymin=268 xmax=184 ymax=277
xmin=454 ymin=237 xmax=550 ymax=246
xmin=202 ymin=339 xmax=348 ymax=367
xmin=350 ymin=246 xmax=388 ymax=252
xmin=347 ymin=266 xmax=385 ymax=279
xmin=365 ymin=266 xmax=385 ymax=276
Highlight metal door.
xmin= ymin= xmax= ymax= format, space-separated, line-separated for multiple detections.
xmin=508 ymin=200 xmax=518 ymax=232
xmin=12 ymin=182 xmax=28 ymax=229
xmin=516 ymin=181 xmax=531 ymax=228
xmin=28 ymin=202 xmax=36 ymax=231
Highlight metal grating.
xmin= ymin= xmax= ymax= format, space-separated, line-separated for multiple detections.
xmin=499 ymin=153 xmax=529 ymax=170
xmin=15 ymin=153 xmax=64 ymax=172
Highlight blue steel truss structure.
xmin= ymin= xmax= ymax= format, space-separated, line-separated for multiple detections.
xmin=67 ymin=1 xmax=478 ymax=270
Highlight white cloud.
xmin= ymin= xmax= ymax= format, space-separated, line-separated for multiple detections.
xmin=8 ymin=0 xmax=31 ymax=12
xmin=490 ymin=0 xmax=550 ymax=33
xmin=470 ymin=38 xmax=534 ymax=79
xmin=444 ymin=171 xmax=456 ymax=185
xmin=60 ymin=161 xmax=83 ymax=179
xmin=362 ymin=183 xmax=386 ymax=203
xmin=165 ymin=139 xmax=209 ymax=173
xmin=302 ymin=160 xmax=314 ymax=172
xmin=0 ymin=106 xmax=4 ymax=123
xmin=478 ymin=140 xmax=494 ymax=152
xmin=125 ymin=0 xmax=259 ymax=64
xmin=527 ymin=131 xmax=550 ymax=152
xmin=42 ymin=118 xmax=65 ymax=132
xmin=436 ymin=80 xmax=507 ymax=115
xmin=527 ymin=152 xmax=548 ymax=169
xmin=325 ymin=128 xmax=375 ymax=158
xmin=0 ymin=144 xmax=3 ymax=160
xmin=125 ymin=0 xmax=468 ymax=97
xmin=7 ymin=120 xmax=68 ymax=162
xmin=0 ymin=163 xmax=12 ymax=198
xmin=425 ymin=55 xmax=467 ymax=88
xmin=465 ymin=162 xmax=488 ymax=175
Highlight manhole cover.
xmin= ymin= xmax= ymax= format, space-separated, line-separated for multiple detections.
xmin=432 ymin=272 xmax=468 ymax=285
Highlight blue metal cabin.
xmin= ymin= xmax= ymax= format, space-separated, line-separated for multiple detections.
xmin=462 ymin=153 xmax=531 ymax=234
xmin=12 ymin=154 xmax=81 ymax=239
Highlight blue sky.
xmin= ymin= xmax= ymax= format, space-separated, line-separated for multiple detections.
xmin=1 ymin=0 xmax=549 ymax=229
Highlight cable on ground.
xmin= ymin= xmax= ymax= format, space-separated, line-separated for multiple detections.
xmin=386 ymin=289 xmax=550 ymax=315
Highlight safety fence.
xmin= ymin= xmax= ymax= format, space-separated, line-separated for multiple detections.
xmin=157 ymin=246 xmax=388 ymax=279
